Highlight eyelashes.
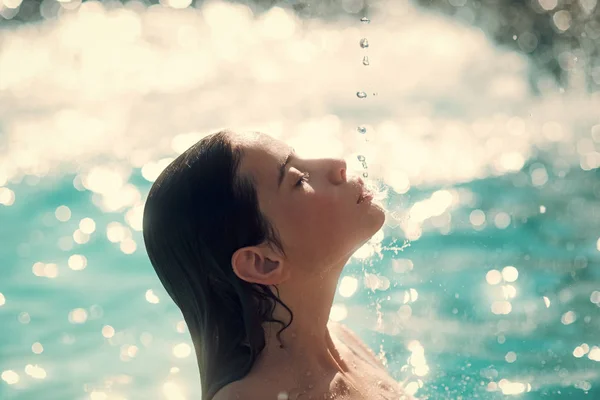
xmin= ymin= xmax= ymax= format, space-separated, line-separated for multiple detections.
xmin=295 ymin=172 xmax=310 ymax=187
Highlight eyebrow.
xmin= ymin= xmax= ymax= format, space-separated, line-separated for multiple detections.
xmin=277 ymin=149 xmax=295 ymax=190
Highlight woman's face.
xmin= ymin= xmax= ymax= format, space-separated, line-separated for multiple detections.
xmin=233 ymin=131 xmax=385 ymax=276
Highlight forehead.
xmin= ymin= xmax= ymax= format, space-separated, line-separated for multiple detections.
xmin=233 ymin=132 xmax=288 ymax=188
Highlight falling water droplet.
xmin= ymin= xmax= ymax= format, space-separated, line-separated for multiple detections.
xmin=359 ymin=38 xmax=369 ymax=48
xmin=357 ymin=126 xmax=367 ymax=134
xmin=373 ymin=92 xmax=378 ymax=96
xmin=360 ymin=17 xmax=370 ymax=23
xmin=362 ymin=56 xmax=369 ymax=66
xmin=357 ymin=155 xmax=365 ymax=162
xmin=363 ymin=172 xmax=369 ymax=178
xmin=356 ymin=92 xmax=367 ymax=99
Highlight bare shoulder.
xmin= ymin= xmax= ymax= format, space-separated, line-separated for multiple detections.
xmin=330 ymin=321 xmax=386 ymax=370
xmin=211 ymin=379 xmax=255 ymax=400
xmin=212 ymin=374 xmax=286 ymax=400
xmin=330 ymin=322 xmax=417 ymax=399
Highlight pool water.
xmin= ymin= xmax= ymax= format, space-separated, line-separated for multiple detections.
xmin=1 ymin=1 xmax=599 ymax=399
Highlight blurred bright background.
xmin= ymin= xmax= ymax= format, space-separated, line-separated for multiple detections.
xmin=1 ymin=0 xmax=599 ymax=399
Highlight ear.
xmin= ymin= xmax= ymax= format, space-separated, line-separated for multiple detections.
xmin=231 ymin=246 xmax=289 ymax=285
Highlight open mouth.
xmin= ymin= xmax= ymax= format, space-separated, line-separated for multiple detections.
xmin=357 ymin=189 xmax=373 ymax=204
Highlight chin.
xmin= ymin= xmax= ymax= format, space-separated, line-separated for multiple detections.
xmin=356 ymin=216 xmax=385 ymax=247
xmin=371 ymin=202 xmax=387 ymax=230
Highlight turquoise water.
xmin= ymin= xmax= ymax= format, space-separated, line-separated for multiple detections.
xmin=1 ymin=156 xmax=599 ymax=399
xmin=1 ymin=1 xmax=600 ymax=399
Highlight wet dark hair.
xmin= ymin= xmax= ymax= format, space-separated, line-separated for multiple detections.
xmin=142 ymin=129 xmax=294 ymax=400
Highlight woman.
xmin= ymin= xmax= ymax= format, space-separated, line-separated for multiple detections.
xmin=142 ymin=129 xmax=412 ymax=399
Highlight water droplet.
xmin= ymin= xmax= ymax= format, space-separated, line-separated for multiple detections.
xmin=513 ymin=35 xmax=517 ymax=40
xmin=357 ymin=126 xmax=367 ymax=134
xmin=361 ymin=161 xmax=368 ymax=168
xmin=359 ymin=38 xmax=369 ymax=48
xmin=373 ymin=92 xmax=378 ymax=96
xmin=357 ymin=155 xmax=365 ymax=162
xmin=362 ymin=56 xmax=369 ymax=66
xmin=362 ymin=172 xmax=369 ymax=178
xmin=277 ymin=391 xmax=289 ymax=400
xmin=360 ymin=17 xmax=370 ymax=23
xmin=356 ymin=92 xmax=367 ymax=99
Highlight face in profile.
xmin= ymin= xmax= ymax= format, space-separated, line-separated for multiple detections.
xmin=231 ymin=131 xmax=386 ymax=279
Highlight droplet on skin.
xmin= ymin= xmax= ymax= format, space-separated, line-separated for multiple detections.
xmin=277 ymin=391 xmax=289 ymax=400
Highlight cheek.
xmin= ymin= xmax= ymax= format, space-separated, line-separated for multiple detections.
xmin=286 ymin=195 xmax=349 ymax=239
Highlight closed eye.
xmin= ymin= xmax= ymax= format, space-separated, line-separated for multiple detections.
xmin=295 ymin=172 xmax=310 ymax=187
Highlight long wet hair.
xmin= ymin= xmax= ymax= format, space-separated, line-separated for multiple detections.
xmin=142 ymin=129 xmax=294 ymax=400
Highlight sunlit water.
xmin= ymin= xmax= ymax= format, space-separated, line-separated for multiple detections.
xmin=1 ymin=0 xmax=599 ymax=399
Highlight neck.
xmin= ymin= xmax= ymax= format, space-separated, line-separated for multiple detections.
xmin=254 ymin=264 xmax=350 ymax=377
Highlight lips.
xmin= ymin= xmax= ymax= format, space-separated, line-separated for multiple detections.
xmin=357 ymin=186 xmax=373 ymax=204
